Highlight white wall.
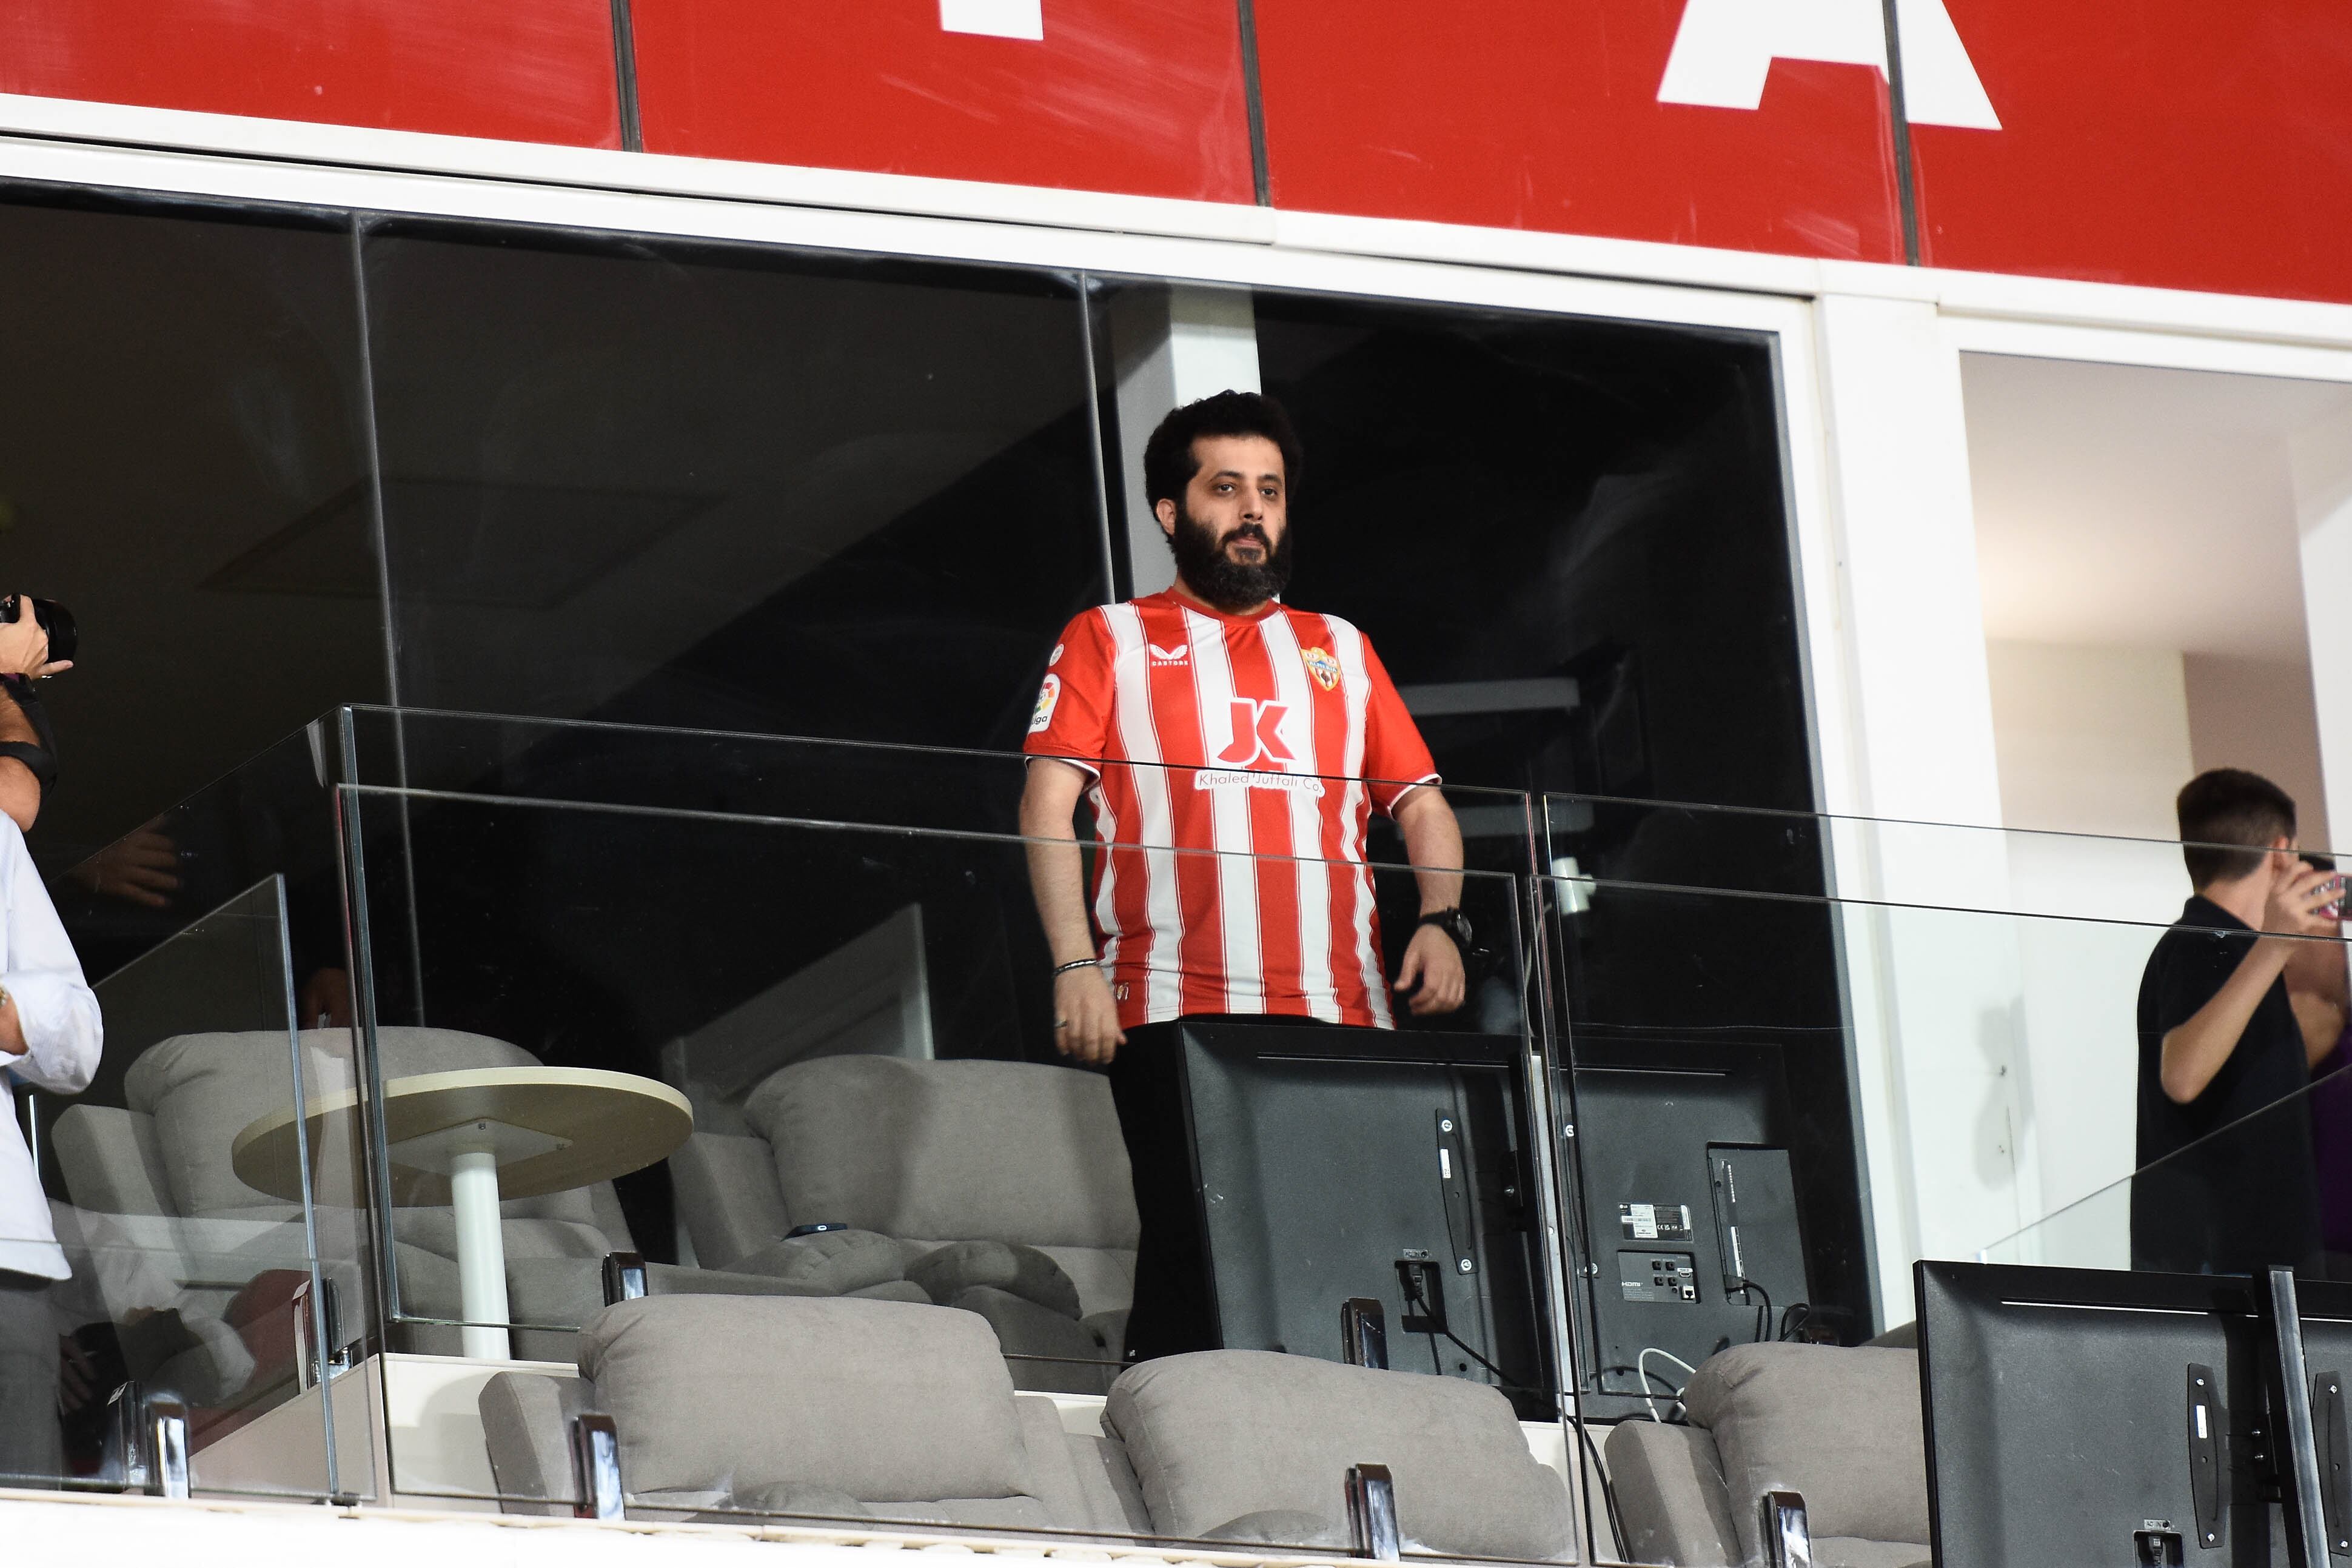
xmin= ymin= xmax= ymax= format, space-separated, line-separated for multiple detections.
xmin=2296 ymin=405 xmax=2352 ymax=864
xmin=1985 ymin=642 xmax=2193 ymax=839
xmin=2185 ymin=653 xmax=2333 ymax=850
xmin=1983 ymin=641 xmax=2195 ymax=1253
xmin=1811 ymin=295 xmax=2027 ymax=1316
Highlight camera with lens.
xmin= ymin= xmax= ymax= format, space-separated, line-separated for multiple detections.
xmin=0 ymin=594 xmax=76 ymax=666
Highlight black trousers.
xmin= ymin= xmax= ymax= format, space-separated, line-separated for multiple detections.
xmin=0 ymin=1271 xmax=59 ymax=1486
xmin=1106 ymin=1014 xmax=1325 ymax=1363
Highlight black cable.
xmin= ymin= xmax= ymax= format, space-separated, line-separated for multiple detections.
xmin=1427 ymin=1333 xmax=1444 ymax=1376
xmin=1441 ymin=1327 xmax=1518 ymax=1387
xmin=1731 ymin=1278 xmax=1773 ymax=1345
xmin=1573 ymin=1411 xmax=1629 ymax=1558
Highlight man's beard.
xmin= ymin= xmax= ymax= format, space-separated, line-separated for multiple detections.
xmin=1169 ymin=504 xmax=1292 ymax=612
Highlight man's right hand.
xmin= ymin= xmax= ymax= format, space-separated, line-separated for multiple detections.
xmin=1053 ymin=964 xmax=1126 ymax=1065
xmin=2265 ymin=859 xmax=2344 ymax=939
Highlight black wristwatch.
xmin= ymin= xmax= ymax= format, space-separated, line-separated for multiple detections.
xmin=1418 ymin=907 xmax=1473 ymax=954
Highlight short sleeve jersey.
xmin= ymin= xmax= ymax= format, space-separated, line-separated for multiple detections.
xmin=2128 ymin=895 xmax=2319 ymax=1275
xmin=1024 ymin=590 xmax=1439 ymax=1030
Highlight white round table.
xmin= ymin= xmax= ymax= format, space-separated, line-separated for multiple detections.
xmin=233 ymin=1067 xmax=693 ymax=1359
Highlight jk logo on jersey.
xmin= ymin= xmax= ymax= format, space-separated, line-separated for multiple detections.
xmin=1199 ymin=697 xmax=1322 ymax=792
xmin=1216 ymin=698 xmax=1295 ymax=767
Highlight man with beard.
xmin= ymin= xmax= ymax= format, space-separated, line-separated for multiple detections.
xmin=1020 ymin=390 xmax=1467 ymax=1361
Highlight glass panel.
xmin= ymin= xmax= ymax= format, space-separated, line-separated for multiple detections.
xmin=0 ymin=187 xmax=387 ymax=881
xmin=1243 ymin=289 xmax=1811 ymax=822
xmin=1981 ymin=923 xmax=2352 ymax=1282
xmin=357 ymin=219 xmax=1112 ymax=749
xmin=56 ymin=722 xmax=347 ymax=990
xmin=1541 ymin=863 xmax=2334 ymax=1427
xmin=333 ymin=780 xmax=1566 ymax=1551
xmin=1538 ymin=790 xmax=2351 ymax=1356
xmin=25 ymin=874 xmax=363 ymax=1499
xmin=1546 ymin=871 xmax=1864 ymax=1426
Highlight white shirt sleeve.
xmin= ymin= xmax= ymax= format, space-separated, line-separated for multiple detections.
xmin=0 ymin=819 xmax=99 ymax=1096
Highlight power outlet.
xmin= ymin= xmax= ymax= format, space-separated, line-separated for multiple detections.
xmin=1397 ymin=1257 xmax=1447 ymax=1335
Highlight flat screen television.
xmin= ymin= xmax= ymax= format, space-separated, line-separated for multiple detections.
xmin=1918 ymin=1260 xmax=2352 ymax=1567
xmin=1176 ymin=1020 xmax=1554 ymax=1418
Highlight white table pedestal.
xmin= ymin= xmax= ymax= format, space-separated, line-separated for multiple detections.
xmin=393 ymin=1116 xmax=571 ymax=1361
xmin=447 ymin=1146 xmax=511 ymax=1360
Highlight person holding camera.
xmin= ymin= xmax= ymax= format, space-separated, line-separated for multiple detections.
xmin=2131 ymin=769 xmax=2344 ymax=1277
xmin=0 ymin=590 xmax=70 ymax=836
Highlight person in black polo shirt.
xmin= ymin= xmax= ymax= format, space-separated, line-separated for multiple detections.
xmin=2132 ymin=769 xmax=2345 ymax=1276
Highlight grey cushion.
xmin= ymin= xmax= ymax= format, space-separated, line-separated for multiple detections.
xmin=846 ymin=1280 xmax=933 ymax=1305
xmin=1604 ymin=1419 xmax=1741 ymax=1567
xmin=480 ymin=1370 xmax=592 ymax=1516
xmin=672 ymin=1131 xmax=794 ymax=1270
xmin=1680 ymin=1344 xmax=1928 ymax=1562
xmin=53 ymin=1105 xmax=174 ymax=1216
xmin=950 ymin=1287 xmax=1115 ymax=1395
xmin=1013 ymin=1395 xmax=1151 ymax=1535
xmin=720 ymin=1481 xmax=871 ymax=1520
xmin=746 ymin=1056 xmax=1137 ymax=1250
xmin=1202 ymin=1509 xmax=1349 ymax=1547
xmin=864 ymin=1496 xmax=1059 ymax=1530
xmin=398 ymin=1211 xmax=611 ymax=1262
xmin=1031 ymin=1245 xmax=1136 ymax=1319
xmin=1106 ymin=1350 xmax=1573 ymax=1561
xmin=909 ymin=1241 xmax=1082 ymax=1319
xmin=728 ymin=1228 xmax=914 ymax=1293
xmin=578 ymin=1295 xmax=1033 ymax=1503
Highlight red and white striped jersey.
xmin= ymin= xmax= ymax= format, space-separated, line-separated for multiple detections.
xmin=1025 ymin=589 xmax=1439 ymax=1030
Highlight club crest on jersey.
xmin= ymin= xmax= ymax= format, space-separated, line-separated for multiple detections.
xmin=1030 ymin=674 xmax=1060 ymax=734
xmin=1301 ymin=646 xmax=1341 ymax=692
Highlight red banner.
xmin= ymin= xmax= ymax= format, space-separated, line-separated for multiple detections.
xmin=629 ymin=0 xmax=1255 ymax=204
xmin=1912 ymin=0 xmax=2352 ymax=304
xmin=1252 ymin=0 xmax=1906 ymax=263
xmin=0 ymin=0 xmax=620 ymax=147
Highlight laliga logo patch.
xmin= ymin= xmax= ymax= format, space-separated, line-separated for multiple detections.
xmin=1030 ymin=674 xmax=1060 ymax=734
xmin=1301 ymin=646 xmax=1341 ymax=692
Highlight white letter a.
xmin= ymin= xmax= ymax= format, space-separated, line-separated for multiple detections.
xmin=1658 ymin=0 xmax=2000 ymax=130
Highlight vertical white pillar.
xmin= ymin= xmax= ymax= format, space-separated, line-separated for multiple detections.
xmin=1107 ymin=286 xmax=1262 ymax=598
xmin=1811 ymin=295 xmax=2026 ymax=1318
xmin=2294 ymin=407 xmax=2352 ymax=856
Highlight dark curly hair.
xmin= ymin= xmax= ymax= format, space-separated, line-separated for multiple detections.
xmin=1142 ymin=390 xmax=1303 ymax=514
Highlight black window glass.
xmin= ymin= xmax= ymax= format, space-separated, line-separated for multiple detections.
xmin=1251 ymin=290 xmax=1809 ymax=817
xmin=0 ymin=187 xmax=384 ymax=885
xmin=358 ymin=221 xmax=1110 ymax=750
xmin=1247 ymin=290 xmax=1869 ymax=1360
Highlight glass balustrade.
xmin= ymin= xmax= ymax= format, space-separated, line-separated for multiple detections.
xmin=33 ymin=705 xmax=2345 ymax=1560
xmin=18 ymin=873 xmax=363 ymax=1501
